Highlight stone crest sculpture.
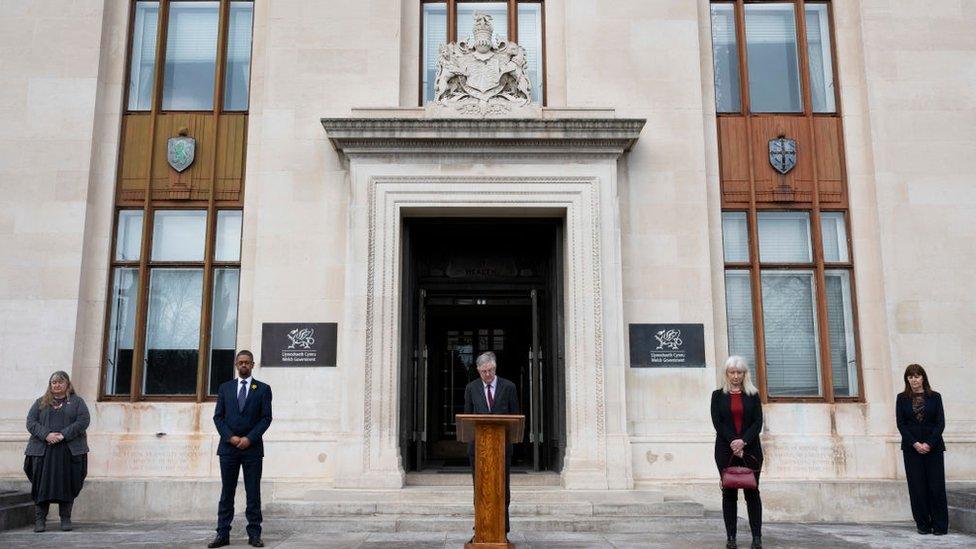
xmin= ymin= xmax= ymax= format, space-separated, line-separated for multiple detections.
xmin=429 ymin=12 xmax=537 ymax=117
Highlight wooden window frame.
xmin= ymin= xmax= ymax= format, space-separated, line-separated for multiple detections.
xmin=101 ymin=0 xmax=251 ymax=403
xmin=418 ymin=0 xmax=547 ymax=106
xmin=713 ymin=1 xmax=864 ymax=403
xmin=122 ymin=0 xmax=254 ymax=115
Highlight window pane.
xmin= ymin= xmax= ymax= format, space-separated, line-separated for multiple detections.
xmin=761 ymin=270 xmax=822 ymax=397
xmin=826 ymin=270 xmax=858 ymax=397
xmin=104 ymin=268 xmax=139 ymax=395
xmin=725 ymin=270 xmax=756 ymax=370
xmin=805 ymin=4 xmax=836 ymax=113
xmin=518 ymin=3 xmax=543 ymax=104
xmin=722 ymin=212 xmax=749 ymax=262
xmin=127 ymin=1 xmax=159 ymax=111
xmin=223 ymin=1 xmax=253 ymax=111
xmin=457 ymin=3 xmax=508 ymax=44
xmin=820 ymin=212 xmax=848 ymax=262
xmin=758 ymin=212 xmax=811 ymax=263
xmin=151 ymin=210 xmax=207 ymax=261
xmin=144 ymin=268 xmax=203 ymax=395
xmin=115 ymin=210 xmax=144 ymax=261
xmin=215 ymin=210 xmax=242 ymax=262
xmin=422 ymin=3 xmax=447 ymax=103
xmin=209 ymin=268 xmax=240 ymax=394
xmin=162 ymin=1 xmax=219 ymax=110
xmin=710 ymin=3 xmax=741 ymax=113
xmin=745 ymin=3 xmax=802 ymax=113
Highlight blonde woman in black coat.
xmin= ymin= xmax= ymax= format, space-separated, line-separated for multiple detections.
xmin=24 ymin=371 xmax=90 ymax=532
xmin=711 ymin=356 xmax=764 ymax=549
xmin=896 ymin=363 xmax=948 ymax=535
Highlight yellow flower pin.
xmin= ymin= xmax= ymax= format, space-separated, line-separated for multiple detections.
xmin=251 ymin=384 xmax=257 ymax=390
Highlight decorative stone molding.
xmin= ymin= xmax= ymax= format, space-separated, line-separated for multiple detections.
xmin=321 ymin=116 xmax=646 ymax=157
xmin=325 ymin=110 xmax=641 ymax=490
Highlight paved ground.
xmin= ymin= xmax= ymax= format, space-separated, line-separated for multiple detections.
xmin=1 ymin=517 xmax=974 ymax=548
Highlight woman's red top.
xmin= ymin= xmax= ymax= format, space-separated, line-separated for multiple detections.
xmin=731 ymin=392 xmax=744 ymax=435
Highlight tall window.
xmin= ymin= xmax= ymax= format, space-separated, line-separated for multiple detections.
xmin=421 ymin=0 xmax=544 ymax=105
xmin=105 ymin=0 xmax=252 ymax=401
xmin=710 ymin=1 xmax=836 ymax=114
xmin=710 ymin=2 xmax=859 ymax=401
xmin=126 ymin=0 xmax=254 ymax=112
xmin=104 ymin=209 xmax=242 ymax=398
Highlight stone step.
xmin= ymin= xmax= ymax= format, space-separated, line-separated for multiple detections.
xmin=267 ymin=498 xmax=702 ymax=518
xmin=949 ymin=506 xmax=976 ymax=535
xmin=947 ymin=484 xmax=976 ymax=534
xmin=294 ymin=486 xmax=663 ymax=504
xmin=406 ymin=472 xmax=561 ymax=486
xmin=0 ymin=490 xmax=33 ymax=532
xmin=260 ymin=513 xmax=717 ymax=534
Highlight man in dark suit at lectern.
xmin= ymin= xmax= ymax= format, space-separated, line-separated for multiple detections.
xmin=464 ymin=351 xmax=520 ymax=535
xmin=208 ymin=350 xmax=273 ymax=548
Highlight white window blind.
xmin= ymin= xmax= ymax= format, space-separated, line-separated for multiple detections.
xmin=826 ymin=270 xmax=857 ymax=397
xmin=128 ymin=2 xmax=159 ymax=111
xmin=805 ymin=4 xmax=836 ymax=113
xmin=162 ymin=1 xmax=219 ymax=110
xmin=725 ymin=271 xmax=757 ymax=370
xmin=722 ymin=212 xmax=750 ymax=262
xmin=422 ymin=4 xmax=447 ymax=104
xmin=758 ymin=212 xmax=812 ymax=263
xmin=761 ymin=270 xmax=822 ymax=396
xmin=518 ymin=3 xmax=543 ymax=104
xmin=710 ymin=3 xmax=741 ymax=113
xmin=152 ymin=210 xmax=207 ymax=261
xmin=820 ymin=212 xmax=848 ymax=262
xmin=223 ymin=1 xmax=253 ymax=111
xmin=744 ymin=3 xmax=802 ymax=113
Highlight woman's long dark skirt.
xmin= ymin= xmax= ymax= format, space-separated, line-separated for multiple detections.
xmin=27 ymin=444 xmax=87 ymax=504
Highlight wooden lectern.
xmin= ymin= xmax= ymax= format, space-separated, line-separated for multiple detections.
xmin=456 ymin=414 xmax=525 ymax=549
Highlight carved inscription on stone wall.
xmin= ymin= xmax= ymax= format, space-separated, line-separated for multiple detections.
xmin=107 ymin=438 xmax=210 ymax=476
xmin=763 ymin=439 xmax=848 ymax=478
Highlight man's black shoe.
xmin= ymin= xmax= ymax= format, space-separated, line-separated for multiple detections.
xmin=207 ymin=536 xmax=230 ymax=548
xmin=248 ymin=537 xmax=265 ymax=547
xmin=917 ymin=527 xmax=932 ymax=534
xmin=932 ymin=530 xmax=947 ymax=536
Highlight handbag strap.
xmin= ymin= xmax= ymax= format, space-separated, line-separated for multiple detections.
xmin=726 ymin=453 xmax=760 ymax=470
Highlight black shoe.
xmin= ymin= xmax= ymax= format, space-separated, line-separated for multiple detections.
xmin=917 ymin=527 xmax=932 ymax=535
xmin=59 ymin=502 xmax=73 ymax=531
xmin=932 ymin=530 xmax=947 ymax=536
xmin=248 ymin=537 xmax=265 ymax=547
xmin=207 ymin=536 xmax=230 ymax=548
xmin=33 ymin=504 xmax=48 ymax=533
xmin=751 ymin=537 xmax=762 ymax=548
xmin=726 ymin=538 xmax=737 ymax=549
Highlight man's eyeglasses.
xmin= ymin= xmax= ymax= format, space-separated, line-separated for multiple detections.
xmin=236 ymin=360 xmax=254 ymax=365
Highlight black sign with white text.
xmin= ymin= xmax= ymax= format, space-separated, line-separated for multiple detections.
xmin=261 ymin=322 xmax=337 ymax=367
xmin=629 ymin=323 xmax=705 ymax=368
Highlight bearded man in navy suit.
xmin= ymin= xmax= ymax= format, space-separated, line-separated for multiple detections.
xmin=208 ymin=350 xmax=273 ymax=548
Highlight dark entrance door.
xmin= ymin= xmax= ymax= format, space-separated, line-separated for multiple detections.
xmin=400 ymin=219 xmax=564 ymax=473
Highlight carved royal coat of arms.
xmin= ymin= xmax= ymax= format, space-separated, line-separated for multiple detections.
xmin=429 ymin=12 xmax=535 ymax=117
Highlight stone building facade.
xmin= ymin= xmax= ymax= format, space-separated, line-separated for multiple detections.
xmin=0 ymin=0 xmax=973 ymax=522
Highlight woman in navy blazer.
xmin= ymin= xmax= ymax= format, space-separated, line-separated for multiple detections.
xmin=896 ymin=363 xmax=948 ymax=535
xmin=711 ymin=356 xmax=764 ymax=549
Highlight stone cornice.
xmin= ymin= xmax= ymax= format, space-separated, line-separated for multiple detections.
xmin=321 ymin=116 xmax=646 ymax=157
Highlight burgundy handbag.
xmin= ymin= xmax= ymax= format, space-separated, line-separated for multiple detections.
xmin=720 ymin=455 xmax=759 ymax=489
